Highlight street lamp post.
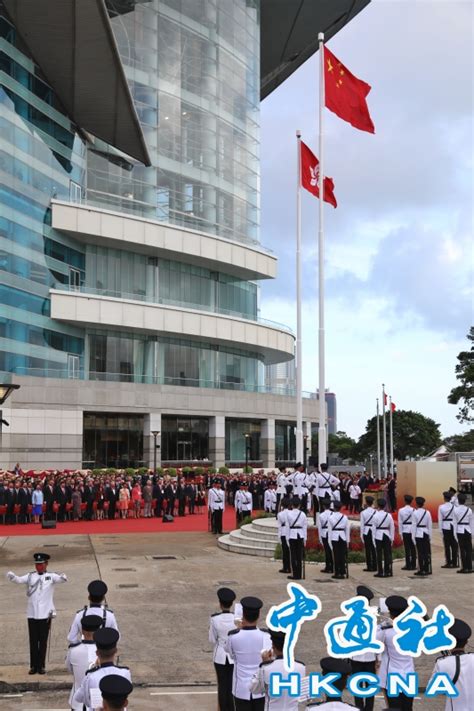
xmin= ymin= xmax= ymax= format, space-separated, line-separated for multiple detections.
xmin=0 ymin=383 xmax=20 ymax=433
xmin=369 ymin=453 xmax=373 ymax=477
xmin=244 ymin=433 xmax=250 ymax=472
xmin=151 ymin=430 xmax=160 ymax=475
xmin=303 ymin=435 xmax=309 ymax=471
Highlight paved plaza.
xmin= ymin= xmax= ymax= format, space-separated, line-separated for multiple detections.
xmin=0 ymin=528 xmax=472 ymax=709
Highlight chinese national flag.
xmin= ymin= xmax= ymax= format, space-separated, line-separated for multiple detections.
xmin=300 ymin=141 xmax=337 ymax=208
xmin=391 ymin=402 xmax=396 ymax=412
xmin=383 ymin=393 xmax=388 ymax=406
xmin=324 ymin=46 xmax=375 ymax=134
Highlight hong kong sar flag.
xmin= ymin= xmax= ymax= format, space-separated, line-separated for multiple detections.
xmin=300 ymin=141 xmax=337 ymax=208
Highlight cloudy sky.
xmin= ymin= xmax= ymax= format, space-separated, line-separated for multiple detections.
xmin=259 ymin=0 xmax=473 ymax=440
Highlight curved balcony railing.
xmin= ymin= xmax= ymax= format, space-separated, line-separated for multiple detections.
xmin=53 ymin=285 xmax=295 ymax=335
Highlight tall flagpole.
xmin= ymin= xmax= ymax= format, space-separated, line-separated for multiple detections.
xmin=376 ymin=398 xmax=381 ymax=480
xmin=295 ymin=130 xmax=303 ymax=464
xmin=382 ymin=383 xmax=387 ymax=478
xmin=317 ymin=32 xmax=327 ymax=466
xmin=389 ymin=395 xmax=394 ymax=475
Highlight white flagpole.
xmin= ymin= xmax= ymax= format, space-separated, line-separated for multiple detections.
xmin=382 ymin=383 xmax=387 ymax=478
xmin=295 ymin=130 xmax=303 ymax=464
xmin=317 ymin=32 xmax=327 ymax=466
xmin=376 ymin=398 xmax=381 ymax=480
xmin=389 ymin=395 xmax=394 ymax=475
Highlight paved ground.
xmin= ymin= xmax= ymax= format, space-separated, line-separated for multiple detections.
xmin=0 ymin=528 xmax=472 ymax=709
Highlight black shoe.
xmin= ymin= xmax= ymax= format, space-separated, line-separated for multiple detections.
xmin=38 ymin=668 xmax=46 ymax=675
xmin=287 ymin=576 xmax=301 ymax=580
xmin=28 ymin=668 xmax=37 ymax=675
xmin=385 ymin=573 xmax=393 ymax=577
xmin=456 ymin=569 xmax=466 ymax=574
xmin=363 ymin=568 xmax=371 ymax=572
xmin=441 ymin=564 xmax=451 ymax=568
xmin=413 ymin=571 xmax=423 ymax=575
xmin=278 ymin=569 xmax=289 ymax=573
xmin=373 ymin=573 xmax=384 ymax=577
xmin=401 ymin=566 xmax=409 ymax=570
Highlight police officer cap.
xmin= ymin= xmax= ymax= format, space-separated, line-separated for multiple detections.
xmin=449 ymin=619 xmax=472 ymax=642
xmin=217 ymin=587 xmax=236 ymax=604
xmin=442 ymin=491 xmax=451 ymax=500
xmin=99 ymin=674 xmax=133 ymax=701
xmin=81 ymin=614 xmax=103 ymax=631
xmin=240 ymin=482 xmax=248 ymax=487
xmin=213 ymin=479 xmax=221 ymax=485
xmin=88 ymin=579 xmax=108 ymax=597
xmin=33 ymin=553 xmax=50 ymax=562
xmin=365 ymin=495 xmax=374 ymax=505
xmin=270 ymin=630 xmax=286 ymax=646
xmin=93 ymin=627 xmax=119 ymax=650
xmin=404 ymin=495 xmax=414 ymax=503
xmin=240 ymin=596 xmax=263 ymax=612
xmin=377 ymin=498 xmax=386 ymax=508
xmin=356 ymin=585 xmax=374 ymax=601
xmin=320 ymin=657 xmax=352 ymax=675
xmin=385 ymin=595 xmax=408 ymax=614
xmin=332 ymin=500 xmax=342 ymax=510
xmin=415 ymin=496 xmax=425 ymax=506
xmin=292 ymin=496 xmax=301 ymax=506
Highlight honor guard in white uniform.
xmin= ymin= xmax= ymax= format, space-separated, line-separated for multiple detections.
xmin=264 ymin=485 xmax=277 ymax=514
xmin=235 ymin=483 xmax=253 ymax=525
xmin=351 ymin=586 xmax=377 ymax=711
xmin=225 ymin=596 xmax=271 ymax=711
xmin=329 ymin=485 xmax=341 ymax=510
xmin=275 ymin=468 xmax=287 ymax=515
xmin=73 ymin=628 xmax=131 ymax=711
xmin=277 ymin=498 xmax=291 ymax=574
xmin=208 ymin=480 xmax=225 ymax=533
xmin=316 ymin=465 xmax=340 ymax=506
xmin=372 ymin=498 xmax=394 ymax=578
xmin=327 ymin=501 xmax=350 ymax=579
xmin=448 ymin=487 xmax=459 ymax=506
xmin=68 ymin=580 xmax=119 ymax=644
xmin=411 ymin=496 xmax=432 ymax=575
xmin=250 ymin=630 xmax=305 ymax=710
xmin=209 ymin=587 xmax=236 ymax=711
xmin=454 ymin=493 xmax=473 ymax=573
xmin=7 ymin=552 xmax=67 ymax=674
xmin=438 ymin=491 xmax=459 ymax=568
xmin=429 ymin=619 xmax=474 ymax=711
xmin=398 ymin=495 xmax=417 ymax=570
xmin=349 ymin=482 xmax=362 ymax=513
xmin=306 ymin=657 xmax=354 ymax=709
xmin=99 ymin=674 xmax=133 ymax=711
xmin=305 ymin=470 xmax=318 ymax=522
xmin=376 ymin=596 xmax=415 ymax=711
xmin=66 ymin=614 xmax=102 ymax=711
xmin=317 ymin=500 xmax=334 ymax=574
xmin=360 ymin=496 xmax=377 ymax=572
xmin=286 ymin=498 xmax=307 ymax=580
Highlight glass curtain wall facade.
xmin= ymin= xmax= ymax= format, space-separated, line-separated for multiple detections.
xmin=275 ymin=421 xmax=296 ymax=462
xmin=83 ymin=413 xmax=144 ymax=468
xmin=161 ymin=415 xmax=209 ymax=461
xmin=225 ymin=419 xmax=261 ymax=463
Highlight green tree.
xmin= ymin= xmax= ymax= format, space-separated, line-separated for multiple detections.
xmin=448 ymin=327 xmax=474 ymax=423
xmin=328 ymin=431 xmax=357 ymax=460
xmin=444 ymin=429 xmax=474 ymax=452
xmin=356 ymin=410 xmax=442 ymax=460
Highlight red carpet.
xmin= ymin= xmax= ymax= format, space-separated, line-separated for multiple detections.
xmin=0 ymin=508 xmax=238 ymax=536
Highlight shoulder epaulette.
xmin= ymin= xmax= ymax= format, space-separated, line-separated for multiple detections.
xmin=85 ymin=665 xmax=99 ymax=675
xmin=211 ymin=612 xmax=222 ymax=617
xmin=115 ymin=664 xmax=129 ymax=670
xmin=107 ymin=608 xmax=114 ymax=614
xmin=228 ymin=628 xmax=240 ymax=636
xmin=68 ymin=642 xmax=81 ymax=648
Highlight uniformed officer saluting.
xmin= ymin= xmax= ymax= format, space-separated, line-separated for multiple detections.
xmin=428 ymin=619 xmax=474 ymax=711
xmin=438 ymin=491 xmax=459 ymax=568
xmin=99 ymin=674 xmax=133 ymax=711
xmin=73 ymin=628 xmax=131 ymax=711
xmin=66 ymin=614 xmax=102 ymax=711
xmin=411 ymin=496 xmax=432 ymax=576
xmin=7 ymin=552 xmax=67 ymax=675
xmin=208 ymin=479 xmax=225 ymax=534
xmin=209 ymin=587 xmax=237 ymax=711
xmin=327 ymin=501 xmax=350 ymax=579
xmin=225 ymin=596 xmax=271 ymax=711
xmin=68 ymin=579 xmax=119 ymax=644
xmin=250 ymin=630 xmax=305 ymax=710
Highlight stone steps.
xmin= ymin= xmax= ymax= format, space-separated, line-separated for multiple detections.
xmin=218 ymin=514 xmax=313 ymax=557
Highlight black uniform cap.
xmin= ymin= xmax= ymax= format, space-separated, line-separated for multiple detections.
xmin=81 ymin=614 xmax=103 ymax=631
xmin=365 ymin=496 xmax=374 ymax=505
xmin=93 ymin=627 xmax=119 ymax=650
xmin=99 ymin=674 xmax=133 ymax=701
xmin=377 ymin=498 xmax=386 ymax=508
xmin=240 ymin=596 xmax=263 ymax=612
xmin=449 ymin=619 xmax=472 ymax=642
xmin=33 ymin=553 xmax=50 ymax=562
xmin=356 ymin=585 xmax=374 ymax=601
xmin=292 ymin=496 xmax=301 ymax=506
xmin=88 ymin=580 xmax=108 ymax=597
xmin=386 ymin=595 xmax=408 ymax=614
xmin=332 ymin=500 xmax=342 ymax=510
xmin=442 ymin=491 xmax=451 ymax=500
xmin=415 ymin=496 xmax=425 ymax=506
xmin=404 ymin=495 xmax=414 ymax=503
xmin=217 ymin=587 xmax=236 ymax=605
xmin=320 ymin=657 xmax=352 ymax=675
xmin=269 ymin=630 xmax=286 ymax=646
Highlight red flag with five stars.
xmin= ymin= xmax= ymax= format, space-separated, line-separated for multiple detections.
xmin=300 ymin=141 xmax=337 ymax=208
xmin=324 ymin=46 xmax=375 ymax=134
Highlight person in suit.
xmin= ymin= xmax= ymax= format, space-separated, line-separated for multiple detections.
xmin=185 ymin=480 xmax=197 ymax=514
xmin=164 ymin=481 xmax=176 ymax=516
xmin=152 ymin=479 xmax=165 ymax=518
xmin=43 ymin=479 xmax=55 ymax=521
xmin=54 ymin=480 xmax=68 ymax=522
xmin=5 ymin=481 xmax=18 ymax=524
xmin=18 ymin=480 xmax=30 ymax=524
xmin=107 ymin=481 xmax=118 ymax=520
xmin=176 ymin=478 xmax=186 ymax=516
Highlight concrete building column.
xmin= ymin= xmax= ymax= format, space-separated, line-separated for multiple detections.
xmin=261 ymin=418 xmax=275 ymax=469
xmin=144 ymin=412 xmax=161 ymax=469
xmin=209 ymin=415 xmax=225 ymax=468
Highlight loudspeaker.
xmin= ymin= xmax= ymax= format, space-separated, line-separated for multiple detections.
xmin=41 ymin=520 xmax=56 ymax=529
xmin=162 ymin=514 xmax=174 ymax=523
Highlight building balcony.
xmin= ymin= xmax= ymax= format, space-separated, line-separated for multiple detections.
xmin=51 ymin=200 xmax=277 ymax=282
xmin=50 ymin=289 xmax=294 ymax=365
